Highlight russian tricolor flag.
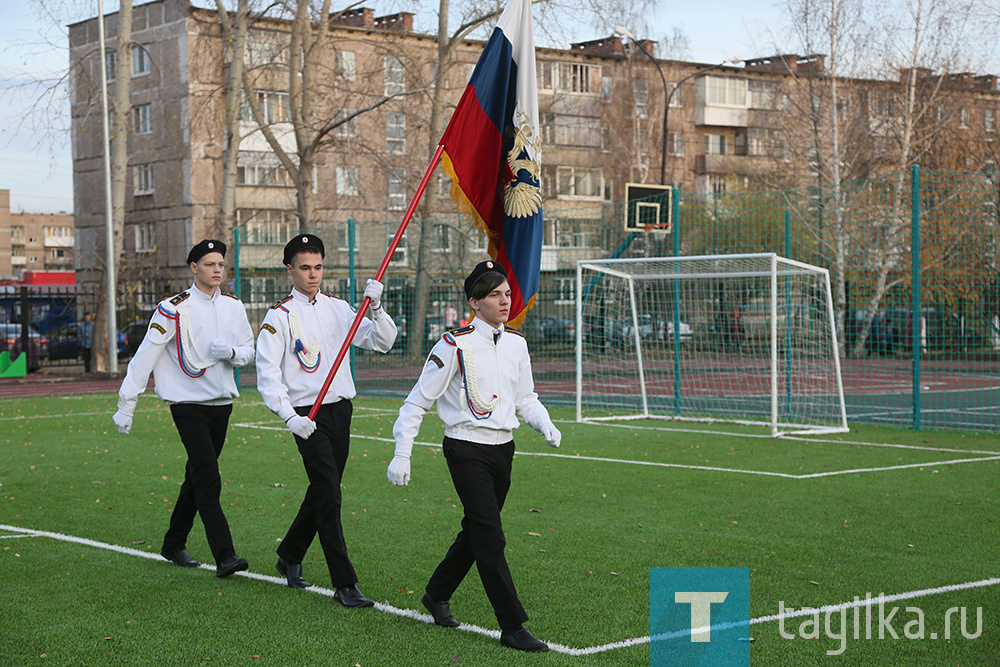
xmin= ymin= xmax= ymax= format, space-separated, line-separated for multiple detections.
xmin=440 ymin=0 xmax=543 ymax=327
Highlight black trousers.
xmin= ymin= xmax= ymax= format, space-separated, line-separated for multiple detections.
xmin=426 ymin=437 xmax=528 ymax=631
xmin=164 ymin=403 xmax=236 ymax=564
xmin=278 ymin=400 xmax=357 ymax=588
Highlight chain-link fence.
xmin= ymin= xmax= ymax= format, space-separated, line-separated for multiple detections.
xmin=5 ymin=167 xmax=997 ymax=432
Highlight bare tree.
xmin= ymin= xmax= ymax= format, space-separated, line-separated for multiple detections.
xmin=213 ymin=0 xmax=249 ymax=249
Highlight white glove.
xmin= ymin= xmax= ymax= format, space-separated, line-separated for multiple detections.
xmin=364 ymin=279 xmax=384 ymax=310
xmin=287 ymin=415 xmax=317 ymax=439
xmin=113 ymin=409 xmax=133 ymax=435
xmin=387 ymin=455 xmax=411 ymax=486
xmin=209 ymin=338 xmax=233 ymax=360
xmin=542 ymin=424 xmax=561 ymax=448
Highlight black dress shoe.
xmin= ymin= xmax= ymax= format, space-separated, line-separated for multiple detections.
xmin=421 ymin=592 xmax=459 ymax=627
xmin=333 ymin=584 xmax=374 ymax=608
xmin=160 ymin=548 xmax=200 ymax=568
xmin=276 ymin=557 xmax=311 ymax=588
xmin=216 ymin=555 xmax=249 ymax=578
xmin=500 ymin=627 xmax=549 ymax=652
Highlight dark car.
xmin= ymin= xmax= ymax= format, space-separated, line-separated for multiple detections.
xmin=120 ymin=320 xmax=149 ymax=358
xmin=0 ymin=323 xmax=47 ymax=371
xmin=46 ymin=322 xmax=81 ymax=361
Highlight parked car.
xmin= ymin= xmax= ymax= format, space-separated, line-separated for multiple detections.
xmin=0 ymin=323 xmax=47 ymax=371
xmin=657 ymin=318 xmax=693 ymax=343
xmin=47 ymin=321 xmax=131 ymax=361
xmin=120 ymin=320 xmax=149 ymax=358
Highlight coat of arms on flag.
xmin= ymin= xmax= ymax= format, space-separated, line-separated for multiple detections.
xmin=439 ymin=0 xmax=543 ymax=327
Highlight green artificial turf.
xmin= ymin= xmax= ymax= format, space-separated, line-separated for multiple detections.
xmin=1 ymin=391 xmax=997 ymax=665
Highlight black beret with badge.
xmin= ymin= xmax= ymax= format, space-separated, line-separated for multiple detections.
xmin=464 ymin=259 xmax=507 ymax=298
xmin=283 ymin=234 xmax=326 ymax=266
xmin=187 ymin=239 xmax=226 ymax=265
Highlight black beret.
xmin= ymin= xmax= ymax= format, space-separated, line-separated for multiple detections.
xmin=283 ymin=234 xmax=326 ymax=266
xmin=187 ymin=239 xmax=226 ymax=264
xmin=464 ymin=259 xmax=507 ymax=298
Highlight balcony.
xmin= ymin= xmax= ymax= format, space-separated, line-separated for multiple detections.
xmin=695 ymin=104 xmax=748 ymax=127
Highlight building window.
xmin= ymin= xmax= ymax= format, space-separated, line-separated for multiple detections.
xmin=554 ymin=166 xmax=607 ymax=200
xmin=543 ymin=114 xmax=605 ymax=149
xmin=237 ymin=209 xmax=295 ymax=245
xmin=537 ymin=61 xmax=600 ymax=94
xmin=336 ymin=221 xmax=358 ymax=251
xmin=960 ymin=108 xmax=969 ymax=129
xmin=936 ymin=105 xmax=946 ymax=122
xmin=385 ymin=56 xmax=405 ymax=96
xmin=105 ymin=49 xmax=117 ymax=81
xmin=335 ymin=109 xmax=357 ymax=138
xmin=247 ymin=31 xmax=288 ymax=69
xmin=336 ymin=166 xmax=359 ymax=196
xmin=386 ymin=112 xmax=406 ymax=154
xmin=237 ymin=151 xmax=290 ymax=186
xmin=634 ymin=79 xmax=648 ymax=118
xmin=438 ymin=172 xmax=453 ymax=198
xmin=986 ymin=109 xmax=995 ymax=133
xmin=703 ymin=76 xmax=747 ymax=106
xmin=135 ymin=222 xmax=155 ymax=252
xmin=241 ymin=90 xmax=291 ymax=124
xmin=555 ymin=277 xmax=576 ymax=302
xmin=337 ymin=51 xmax=356 ymax=81
xmin=134 ymin=103 xmax=152 ymax=134
xmin=132 ymin=45 xmax=150 ymax=76
xmin=667 ymin=82 xmax=683 ymax=107
xmin=601 ymin=76 xmax=612 ymax=100
xmin=704 ymin=134 xmax=727 ymax=155
xmin=433 ymin=224 xmax=452 ymax=252
xmin=50 ymin=248 xmax=66 ymax=258
xmin=387 ymin=168 xmax=406 ymax=210
xmin=748 ymin=80 xmax=775 ymax=109
xmin=134 ymin=164 xmax=154 ymax=195
xmin=388 ymin=232 xmax=408 ymax=265
xmin=668 ymin=132 xmax=683 ymax=156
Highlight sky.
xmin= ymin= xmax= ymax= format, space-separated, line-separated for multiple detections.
xmin=0 ymin=0 xmax=995 ymax=214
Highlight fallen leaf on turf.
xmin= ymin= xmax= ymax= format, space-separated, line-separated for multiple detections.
xmin=529 ymin=508 xmax=542 ymax=512
xmin=809 ymin=581 xmax=821 ymax=585
xmin=132 ymin=540 xmax=145 ymax=545
xmin=611 ymin=571 xmax=619 ymax=575
xmin=528 ymin=532 xmax=541 ymax=537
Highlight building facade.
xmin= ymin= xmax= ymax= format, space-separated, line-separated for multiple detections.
xmin=68 ymin=0 xmax=999 ymax=315
xmin=0 ymin=189 xmax=75 ymax=280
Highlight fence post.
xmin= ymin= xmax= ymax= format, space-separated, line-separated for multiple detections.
xmin=911 ymin=164 xmax=921 ymax=430
xmin=784 ymin=211 xmax=792 ymax=410
xmin=233 ymin=227 xmax=241 ymax=388
xmin=348 ymin=217 xmax=356 ymax=375
xmin=672 ymin=189 xmax=681 ymax=414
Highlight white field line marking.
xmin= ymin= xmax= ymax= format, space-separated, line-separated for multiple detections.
xmin=579 ymin=419 xmax=1000 ymax=456
xmin=231 ymin=424 xmax=1000 ymax=479
xmin=3 ymin=521 xmax=996 ymax=656
xmin=0 ymin=522 xmax=587 ymax=655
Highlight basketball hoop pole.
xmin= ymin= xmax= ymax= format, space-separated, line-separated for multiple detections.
xmin=307 ymin=145 xmax=445 ymax=421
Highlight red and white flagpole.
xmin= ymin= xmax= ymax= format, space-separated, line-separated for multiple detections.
xmin=307 ymin=144 xmax=445 ymax=420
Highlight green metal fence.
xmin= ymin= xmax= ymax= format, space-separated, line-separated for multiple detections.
xmin=234 ymin=167 xmax=1000 ymax=433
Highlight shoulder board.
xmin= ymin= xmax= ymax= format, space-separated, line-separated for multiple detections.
xmin=504 ymin=326 xmax=526 ymax=339
xmin=447 ymin=324 xmax=475 ymax=337
xmin=169 ymin=292 xmax=190 ymax=306
xmin=270 ymin=295 xmax=293 ymax=310
xmin=320 ymin=291 xmax=340 ymax=300
xmin=220 ymin=290 xmax=240 ymax=300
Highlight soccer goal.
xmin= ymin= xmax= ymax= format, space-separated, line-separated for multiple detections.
xmin=576 ymin=253 xmax=848 ymax=436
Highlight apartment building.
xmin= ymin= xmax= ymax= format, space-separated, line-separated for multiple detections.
xmin=0 ymin=190 xmax=75 ymax=280
xmin=68 ymin=0 xmax=998 ymax=308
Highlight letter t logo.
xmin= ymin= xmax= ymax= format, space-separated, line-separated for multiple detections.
xmin=674 ymin=591 xmax=729 ymax=642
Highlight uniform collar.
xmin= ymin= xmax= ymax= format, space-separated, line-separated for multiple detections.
xmin=471 ymin=316 xmax=503 ymax=343
xmin=291 ymin=287 xmax=320 ymax=305
xmin=190 ymin=282 xmax=219 ymax=302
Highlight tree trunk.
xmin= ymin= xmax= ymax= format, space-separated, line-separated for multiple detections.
xmin=216 ymin=0 xmax=248 ymax=249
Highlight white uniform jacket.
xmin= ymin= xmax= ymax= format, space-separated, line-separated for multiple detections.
xmin=394 ymin=316 xmax=555 ymax=448
xmin=117 ymin=284 xmax=255 ymax=412
xmin=256 ymin=287 xmax=397 ymax=421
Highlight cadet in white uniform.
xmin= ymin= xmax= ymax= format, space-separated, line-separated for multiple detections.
xmin=113 ymin=239 xmax=254 ymax=579
xmin=256 ymin=234 xmax=397 ymax=607
xmin=388 ymin=260 xmax=561 ymax=652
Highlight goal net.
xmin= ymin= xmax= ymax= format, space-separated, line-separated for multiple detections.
xmin=576 ymin=253 xmax=848 ymax=436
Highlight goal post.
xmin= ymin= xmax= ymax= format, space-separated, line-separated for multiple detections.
xmin=575 ymin=253 xmax=848 ymax=436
